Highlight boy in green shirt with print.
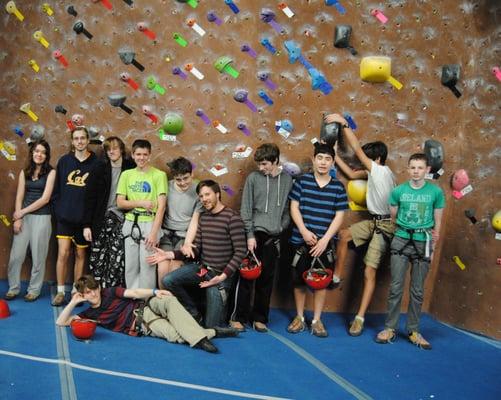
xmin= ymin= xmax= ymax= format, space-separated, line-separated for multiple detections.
xmin=376 ymin=153 xmax=445 ymax=349
xmin=117 ymin=140 xmax=167 ymax=289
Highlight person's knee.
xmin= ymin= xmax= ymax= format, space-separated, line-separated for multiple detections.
xmin=75 ymin=248 xmax=87 ymax=261
xmin=57 ymin=243 xmax=71 ymax=260
xmin=162 ymin=273 xmax=176 ymax=289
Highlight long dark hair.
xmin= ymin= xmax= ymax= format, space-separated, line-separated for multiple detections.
xmin=24 ymin=140 xmax=53 ymax=179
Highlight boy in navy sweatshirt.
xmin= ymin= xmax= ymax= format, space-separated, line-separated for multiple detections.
xmin=52 ymin=127 xmax=99 ymax=306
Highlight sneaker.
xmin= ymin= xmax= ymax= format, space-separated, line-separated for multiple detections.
xmin=194 ymin=337 xmax=218 ymax=353
xmin=408 ymin=331 xmax=432 ymax=350
xmin=375 ymin=328 xmax=396 ymax=344
xmin=52 ymin=292 xmax=66 ymax=307
xmin=4 ymin=291 xmax=18 ymax=300
xmin=349 ymin=316 xmax=364 ymax=337
xmin=214 ymin=326 xmax=240 ymax=338
xmin=24 ymin=293 xmax=39 ymax=302
xmin=229 ymin=320 xmax=246 ymax=332
xmin=311 ymin=320 xmax=328 ymax=338
xmin=253 ymin=321 xmax=268 ymax=333
xmin=287 ymin=316 xmax=306 ymax=333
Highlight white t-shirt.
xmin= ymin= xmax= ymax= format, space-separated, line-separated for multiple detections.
xmin=366 ymin=161 xmax=396 ymax=215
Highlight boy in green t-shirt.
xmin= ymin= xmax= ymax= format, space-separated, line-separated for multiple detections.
xmin=376 ymin=153 xmax=445 ymax=350
xmin=117 ymin=140 xmax=167 ymax=289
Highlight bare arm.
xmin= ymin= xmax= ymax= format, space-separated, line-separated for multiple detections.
xmin=432 ymin=208 xmax=444 ymax=242
xmin=13 ymin=171 xmax=26 ymax=218
xmin=145 ymin=194 xmax=166 ymax=248
xmin=184 ymin=211 xmax=200 ymax=245
xmin=335 ymin=155 xmax=368 ymax=180
xmin=123 ymin=288 xmax=172 ymax=300
xmin=17 ymin=170 xmax=56 ymax=218
xmin=56 ymin=293 xmax=86 ymax=326
xmin=390 ymin=205 xmax=398 ymax=223
xmin=116 ymin=194 xmax=152 ymax=211
xmin=290 ymin=200 xmax=317 ymax=246
xmin=325 ymin=113 xmax=374 ymax=171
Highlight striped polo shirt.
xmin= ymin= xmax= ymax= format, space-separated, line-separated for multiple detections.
xmin=78 ymin=287 xmax=139 ymax=336
xmin=174 ymin=206 xmax=247 ymax=277
xmin=289 ymin=173 xmax=348 ymax=245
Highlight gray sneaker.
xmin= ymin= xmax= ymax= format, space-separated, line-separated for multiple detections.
xmin=52 ymin=292 xmax=66 ymax=307
xmin=349 ymin=316 xmax=364 ymax=336
xmin=311 ymin=320 xmax=328 ymax=338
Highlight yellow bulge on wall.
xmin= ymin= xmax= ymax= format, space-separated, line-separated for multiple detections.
xmin=347 ymin=180 xmax=367 ymax=211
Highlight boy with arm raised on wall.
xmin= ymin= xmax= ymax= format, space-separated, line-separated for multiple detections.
xmin=324 ymin=113 xmax=396 ymax=337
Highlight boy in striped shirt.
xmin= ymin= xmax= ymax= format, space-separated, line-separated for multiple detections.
xmin=287 ymin=143 xmax=348 ymax=337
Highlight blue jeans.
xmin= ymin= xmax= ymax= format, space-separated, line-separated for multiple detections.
xmin=162 ymin=263 xmax=234 ymax=328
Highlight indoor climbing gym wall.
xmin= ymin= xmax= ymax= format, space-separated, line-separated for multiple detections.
xmin=0 ymin=1 xmax=499 ymax=338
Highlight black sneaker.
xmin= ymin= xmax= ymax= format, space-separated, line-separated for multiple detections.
xmin=194 ymin=337 xmax=218 ymax=353
xmin=214 ymin=327 xmax=240 ymax=338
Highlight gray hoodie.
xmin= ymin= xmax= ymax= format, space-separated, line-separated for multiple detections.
xmin=240 ymin=169 xmax=293 ymax=239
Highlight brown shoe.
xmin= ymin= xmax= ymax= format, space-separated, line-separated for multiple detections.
xmin=349 ymin=316 xmax=364 ymax=337
xmin=287 ymin=316 xmax=306 ymax=333
xmin=4 ymin=291 xmax=18 ymax=300
xmin=229 ymin=320 xmax=246 ymax=332
xmin=311 ymin=320 xmax=328 ymax=338
xmin=52 ymin=292 xmax=66 ymax=307
xmin=375 ymin=328 xmax=396 ymax=344
xmin=408 ymin=331 xmax=432 ymax=350
xmin=253 ymin=321 xmax=268 ymax=333
xmin=24 ymin=293 xmax=39 ymax=302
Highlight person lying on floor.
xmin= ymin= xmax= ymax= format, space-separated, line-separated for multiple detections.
xmin=56 ymin=275 xmax=239 ymax=353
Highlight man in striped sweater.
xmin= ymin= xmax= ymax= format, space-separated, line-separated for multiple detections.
xmin=148 ymin=180 xmax=247 ymax=328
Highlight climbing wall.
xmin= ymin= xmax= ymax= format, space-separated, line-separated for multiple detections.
xmin=0 ymin=1 xmax=499 ymax=338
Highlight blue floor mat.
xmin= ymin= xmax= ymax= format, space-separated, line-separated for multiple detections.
xmin=1 ymin=280 xmax=500 ymax=400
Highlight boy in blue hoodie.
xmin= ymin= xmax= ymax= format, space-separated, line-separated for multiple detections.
xmin=52 ymin=127 xmax=99 ymax=306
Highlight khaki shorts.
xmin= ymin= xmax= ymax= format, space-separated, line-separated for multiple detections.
xmin=349 ymin=219 xmax=395 ymax=269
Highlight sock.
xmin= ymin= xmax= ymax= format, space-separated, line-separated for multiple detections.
xmin=312 ymin=319 xmax=318 ymax=324
xmin=57 ymin=285 xmax=65 ymax=294
xmin=355 ymin=315 xmax=365 ymax=322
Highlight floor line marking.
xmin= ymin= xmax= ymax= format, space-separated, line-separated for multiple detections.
xmin=436 ymin=321 xmax=501 ymax=350
xmin=268 ymin=330 xmax=373 ymax=400
xmin=51 ymin=286 xmax=78 ymax=400
xmin=0 ymin=349 xmax=292 ymax=400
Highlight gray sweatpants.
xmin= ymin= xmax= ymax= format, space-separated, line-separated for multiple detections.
xmin=144 ymin=296 xmax=215 ymax=346
xmin=7 ymin=214 xmax=52 ymax=296
xmin=122 ymin=219 xmax=162 ymax=289
xmin=385 ymin=236 xmax=431 ymax=333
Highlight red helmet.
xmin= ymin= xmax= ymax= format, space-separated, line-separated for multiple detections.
xmin=303 ymin=257 xmax=333 ymax=290
xmin=71 ymin=319 xmax=97 ymax=340
xmin=240 ymin=252 xmax=262 ymax=280
xmin=0 ymin=299 xmax=11 ymax=319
